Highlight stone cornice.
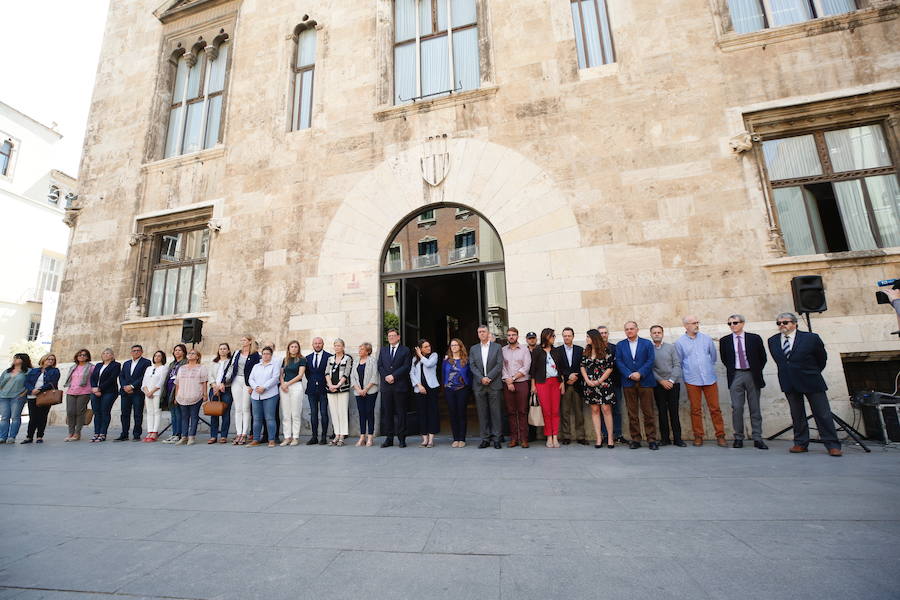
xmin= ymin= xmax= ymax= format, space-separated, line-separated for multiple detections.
xmin=374 ymin=86 xmax=499 ymax=122
xmin=154 ymin=0 xmax=235 ymax=24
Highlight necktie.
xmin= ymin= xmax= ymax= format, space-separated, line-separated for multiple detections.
xmin=782 ymin=335 xmax=791 ymax=359
xmin=315 ymin=353 xmax=320 ymax=369
xmin=737 ymin=336 xmax=748 ymax=369
xmin=390 ymin=346 xmax=396 ymax=360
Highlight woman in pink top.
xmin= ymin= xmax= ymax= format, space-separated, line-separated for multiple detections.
xmin=64 ymin=349 xmax=93 ymax=441
xmin=174 ymin=349 xmax=208 ymax=446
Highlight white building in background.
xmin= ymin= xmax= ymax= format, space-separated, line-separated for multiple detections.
xmin=0 ymin=101 xmax=76 ymax=360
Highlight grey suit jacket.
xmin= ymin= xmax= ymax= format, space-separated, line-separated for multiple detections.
xmin=469 ymin=342 xmax=503 ymax=391
xmin=349 ymin=356 xmax=379 ymax=394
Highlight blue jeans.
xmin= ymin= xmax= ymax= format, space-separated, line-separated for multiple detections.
xmin=252 ymin=395 xmax=278 ymax=441
xmin=600 ymin=384 xmax=623 ymax=438
xmin=179 ymin=402 xmax=202 ymax=437
xmin=307 ymin=391 xmax=329 ymax=437
xmin=170 ymin=398 xmax=182 ymax=436
xmin=120 ymin=391 xmax=145 ymax=438
xmin=209 ymin=387 xmax=233 ymax=438
xmin=356 ymin=393 xmax=377 ymax=435
xmin=91 ymin=392 xmax=118 ymax=435
xmin=0 ymin=396 xmax=27 ymax=440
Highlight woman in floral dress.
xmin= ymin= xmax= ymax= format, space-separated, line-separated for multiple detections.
xmin=580 ymin=328 xmax=616 ymax=448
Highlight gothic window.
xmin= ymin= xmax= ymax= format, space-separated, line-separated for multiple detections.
xmin=164 ymin=37 xmax=230 ymax=158
xmin=394 ymin=0 xmax=480 ymax=104
xmin=569 ymin=0 xmax=615 ymax=68
xmin=148 ymin=228 xmax=210 ymax=316
xmin=292 ymin=21 xmax=317 ymax=130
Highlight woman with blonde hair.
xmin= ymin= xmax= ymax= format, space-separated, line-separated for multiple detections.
xmin=325 ymin=338 xmax=353 ymax=446
xmin=174 ymin=348 xmax=208 ymax=445
xmin=22 ymin=354 xmax=61 ymax=444
xmin=228 ymin=335 xmax=259 ymax=445
xmin=89 ymin=348 xmax=121 ymax=443
xmin=280 ymin=340 xmax=307 ymax=446
xmin=351 ymin=342 xmax=379 ymax=447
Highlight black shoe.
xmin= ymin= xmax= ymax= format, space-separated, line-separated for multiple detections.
xmin=658 ymin=440 xmax=671 ymax=447
xmin=629 ymin=441 xmax=641 ymax=449
xmin=398 ymin=439 xmax=407 ymax=448
xmin=560 ymin=438 xmax=571 ymax=445
xmin=21 ymin=438 xmax=32 ymax=444
xmin=493 ymin=441 xmax=502 ymax=449
xmin=673 ymin=440 xmax=687 ymax=447
xmin=478 ymin=440 xmax=491 ymax=449
xmin=318 ymin=436 xmax=327 ymax=445
xmin=132 ymin=436 xmax=142 ymax=441
xmin=381 ymin=439 xmax=394 ymax=448
xmin=615 ymin=436 xmax=628 ymax=444
xmin=754 ymin=440 xmax=769 ymax=450
xmin=305 ymin=437 xmax=317 ymax=445
xmin=576 ymin=439 xmax=588 ymax=446
xmin=113 ymin=434 xmax=128 ymax=442
xmin=733 ymin=439 xmax=744 ymax=448
xmin=649 ymin=442 xmax=659 ymax=450
xmin=595 ymin=444 xmax=603 ymax=449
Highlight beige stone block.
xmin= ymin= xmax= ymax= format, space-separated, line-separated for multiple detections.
xmin=604 ymin=245 xmax=663 ymax=273
xmin=263 ymin=249 xmax=287 ymax=268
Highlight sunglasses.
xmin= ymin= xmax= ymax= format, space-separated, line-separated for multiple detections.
xmin=727 ymin=321 xmax=743 ymax=326
xmin=776 ymin=320 xmax=794 ymax=326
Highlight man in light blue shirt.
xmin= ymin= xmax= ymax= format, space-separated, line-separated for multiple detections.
xmin=675 ymin=316 xmax=726 ymax=447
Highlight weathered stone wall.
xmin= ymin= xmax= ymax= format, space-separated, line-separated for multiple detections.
xmin=54 ymin=0 xmax=900 ymax=437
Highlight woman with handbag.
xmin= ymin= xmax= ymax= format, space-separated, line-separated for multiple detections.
xmin=89 ymin=348 xmax=121 ymax=443
xmin=22 ymin=354 xmax=61 ymax=444
xmin=174 ymin=349 xmax=208 ymax=446
xmin=279 ymin=340 xmax=306 ymax=447
xmin=141 ymin=350 xmax=168 ymax=442
xmin=248 ymin=346 xmax=279 ymax=447
xmin=207 ymin=343 xmax=233 ymax=444
xmin=64 ymin=349 xmax=94 ymax=441
xmin=0 ymin=353 xmax=32 ymax=444
xmin=442 ymin=339 xmax=471 ymax=448
xmin=530 ymin=328 xmax=562 ymax=448
xmin=325 ymin=339 xmax=353 ymax=446
xmin=160 ymin=344 xmax=187 ymax=444
xmin=350 ymin=342 xmax=378 ymax=447
xmin=411 ymin=339 xmax=440 ymax=448
xmin=580 ymin=329 xmax=616 ymax=449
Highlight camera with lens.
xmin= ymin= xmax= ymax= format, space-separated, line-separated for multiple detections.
xmin=876 ymin=278 xmax=899 ymax=304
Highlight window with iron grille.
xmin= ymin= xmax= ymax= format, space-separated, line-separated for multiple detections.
xmin=148 ymin=228 xmax=210 ymax=316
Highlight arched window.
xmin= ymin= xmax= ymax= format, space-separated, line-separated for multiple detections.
xmin=164 ymin=38 xmax=230 ymax=158
xmin=292 ymin=21 xmax=317 ymax=131
xmin=0 ymin=139 xmax=12 ymax=176
xmin=394 ymin=0 xmax=480 ymax=104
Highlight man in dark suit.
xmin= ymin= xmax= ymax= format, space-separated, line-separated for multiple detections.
xmin=615 ymin=321 xmax=658 ymax=450
xmin=767 ymin=312 xmax=841 ymax=457
xmin=720 ymin=314 xmax=769 ymax=449
xmin=470 ymin=324 xmax=504 ymax=449
xmin=378 ymin=328 xmax=412 ymax=447
xmin=305 ymin=337 xmax=332 ymax=445
xmin=116 ymin=344 xmax=152 ymax=441
xmin=553 ymin=327 xmax=586 ymax=445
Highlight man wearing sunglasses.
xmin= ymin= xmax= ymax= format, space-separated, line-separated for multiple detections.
xmin=719 ymin=315 xmax=768 ymax=449
xmin=767 ymin=312 xmax=841 ymax=457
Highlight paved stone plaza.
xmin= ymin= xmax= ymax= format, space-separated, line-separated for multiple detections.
xmin=1 ymin=426 xmax=899 ymax=600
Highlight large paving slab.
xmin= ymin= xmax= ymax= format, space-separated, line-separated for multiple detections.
xmin=0 ymin=426 xmax=898 ymax=600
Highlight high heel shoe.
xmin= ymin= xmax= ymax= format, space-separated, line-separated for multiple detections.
xmin=355 ymin=437 xmax=365 ymax=447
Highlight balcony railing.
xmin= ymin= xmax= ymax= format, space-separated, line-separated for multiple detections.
xmin=448 ymin=244 xmax=478 ymax=263
xmin=414 ymin=253 xmax=440 ymax=269
xmin=385 ymin=258 xmax=403 ymax=273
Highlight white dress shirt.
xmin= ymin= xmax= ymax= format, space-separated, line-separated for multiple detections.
xmin=732 ymin=333 xmax=747 ymax=369
xmin=628 ymin=339 xmax=638 ymax=359
xmin=480 ymin=343 xmax=490 ymax=375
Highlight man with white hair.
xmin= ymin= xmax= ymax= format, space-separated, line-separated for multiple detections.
xmin=675 ymin=315 xmax=726 ymax=447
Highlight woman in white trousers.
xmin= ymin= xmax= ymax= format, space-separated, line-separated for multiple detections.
xmin=280 ymin=340 xmax=307 ymax=446
xmin=230 ymin=336 xmax=259 ymax=445
xmin=141 ymin=351 xmax=168 ymax=441
xmin=325 ymin=339 xmax=353 ymax=446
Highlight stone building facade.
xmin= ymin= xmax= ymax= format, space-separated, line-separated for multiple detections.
xmin=55 ymin=0 xmax=900 ymax=437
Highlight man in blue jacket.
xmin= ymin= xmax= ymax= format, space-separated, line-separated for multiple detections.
xmin=117 ymin=345 xmax=152 ymax=441
xmin=615 ymin=321 xmax=658 ymax=450
xmin=767 ymin=312 xmax=841 ymax=457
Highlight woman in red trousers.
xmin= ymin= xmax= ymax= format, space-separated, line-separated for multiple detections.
xmin=530 ymin=328 xmax=562 ymax=448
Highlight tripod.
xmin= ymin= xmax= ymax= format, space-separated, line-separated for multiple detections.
xmin=767 ymin=411 xmax=871 ymax=452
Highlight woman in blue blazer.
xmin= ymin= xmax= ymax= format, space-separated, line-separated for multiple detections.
xmin=89 ymin=348 xmax=121 ymax=442
xmin=442 ymin=339 xmax=472 ymax=447
xmin=411 ymin=339 xmax=440 ymax=447
xmin=23 ymin=353 xmax=61 ymax=443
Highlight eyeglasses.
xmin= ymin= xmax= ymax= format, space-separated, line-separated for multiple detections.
xmin=776 ymin=320 xmax=794 ymax=326
xmin=727 ymin=321 xmax=742 ymax=326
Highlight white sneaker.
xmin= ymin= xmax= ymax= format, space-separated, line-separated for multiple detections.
xmin=5 ymin=438 xmax=15 ymax=444
xmin=290 ymin=439 xmax=300 ymax=446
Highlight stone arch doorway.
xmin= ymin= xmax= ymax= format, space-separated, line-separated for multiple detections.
xmin=380 ymin=203 xmax=507 ymax=354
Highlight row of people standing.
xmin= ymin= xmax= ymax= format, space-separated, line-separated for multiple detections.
xmin=0 ymin=353 xmax=61 ymax=443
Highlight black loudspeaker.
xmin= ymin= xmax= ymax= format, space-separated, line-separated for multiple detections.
xmin=791 ymin=275 xmax=827 ymax=313
xmin=858 ymin=404 xmax=900 ymax=442
xmin=181 ymin=318 xmax=203 ymax=344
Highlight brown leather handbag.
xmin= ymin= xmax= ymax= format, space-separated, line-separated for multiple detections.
xmin=203 ymin=400 xmax=226 ymax=416
xmin=35 ymin=389 xmax=63 ymax=407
